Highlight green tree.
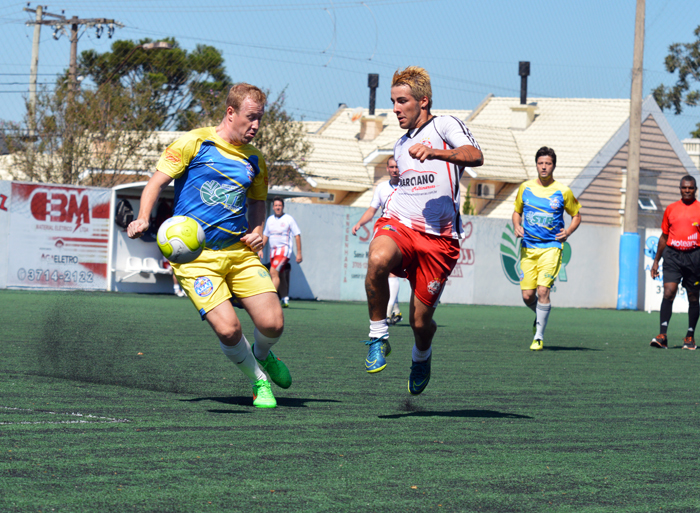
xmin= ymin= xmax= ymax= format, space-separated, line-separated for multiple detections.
xmin=2 ymin=39 xmax=312 ymax=186
xmin=462 ymin=183 xmax=476 ymax=215
xmin=78 ymin=38 xmax=231 ymax=131
xmin=255 ymin=89 xmax=314 ymax=187
xmin=3 ymin=83 xmax=162 ymax=186
xmin=652 ymin=25 xmax=700 ymax=138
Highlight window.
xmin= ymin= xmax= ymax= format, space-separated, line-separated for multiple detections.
xmin=638 ymin=196 xmax=657 ymax=211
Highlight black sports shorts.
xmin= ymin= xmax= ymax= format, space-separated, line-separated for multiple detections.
xmin=662 ymin=246 xmax=700 ymax=291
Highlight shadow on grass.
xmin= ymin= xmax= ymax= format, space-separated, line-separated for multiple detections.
xmin=379 ymin=409 xmax=533 ymax=420
xmin=182 ymin=396 xmax=341 ymax=408
xmin=544 ymin=346 xmax=601 ymax=351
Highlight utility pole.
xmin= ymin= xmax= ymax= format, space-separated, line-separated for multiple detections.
xmin=24 ymin=6 xmax=124 ymax=94
xmin=625 ymin=0 xmax=645 ymax=234
xmin=617 ymin=0 xmax=645 ymax=310
xmin=24 ymin=5 xmax=123 ymax=183
xmin=28 ymin=5 xmax=42 ymax=134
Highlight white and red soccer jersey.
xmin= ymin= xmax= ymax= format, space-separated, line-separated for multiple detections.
xmin=384 ymin=116 xmax=480 ymax=239
xmin=370 ymin=180 xmax=399 ymax=214
xmin=263 ymin=213 xmax=301 ymax=258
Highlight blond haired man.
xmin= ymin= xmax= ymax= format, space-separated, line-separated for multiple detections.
xmin=363 ymin=66 xmax=483 ymax=395
xmin=127 ymin=83 xmax=291 ymax=409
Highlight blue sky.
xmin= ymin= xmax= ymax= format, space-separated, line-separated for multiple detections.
xmin=0 ymin=0 xmax=698 ymax=140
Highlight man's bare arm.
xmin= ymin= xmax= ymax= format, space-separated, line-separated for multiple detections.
xmin=408 ymin=144 xmax=483 ymax=167
xmin=353 ymin=206 xmax=378 ymax=235
xmin=127 ymin=171 xmax=172 ymax=239
xmin=295 ymin=234 xmax=303 ymax=263
xmin=242 ymin=198 xmax=265 ymax=253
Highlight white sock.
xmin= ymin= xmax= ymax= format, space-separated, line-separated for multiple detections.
xmin=283 ymin=296 xmax=289 ymax=302
xmin=387 ymin=277 xmax=400 ymax=318
xmin=253 ymin=327 xmax=280 ymax=361
xmin=220 ymin=335 xmax=266 ymax=383
xmin=535 ymin=302 xmax=551 ymax=339
xmin=369 ymin=319 xmax=389 ymax=339
xmin=412 ymin=345 xmax=432 ymax=363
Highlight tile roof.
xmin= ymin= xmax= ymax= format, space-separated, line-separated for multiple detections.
xmin=469 ymin=97 xmax=631 ymax=185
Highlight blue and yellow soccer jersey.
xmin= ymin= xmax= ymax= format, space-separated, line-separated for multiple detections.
xmin=157 ymin=127 xmax=268 ymax=251
xmin=514 ymin=179 xmax=580 ymax=249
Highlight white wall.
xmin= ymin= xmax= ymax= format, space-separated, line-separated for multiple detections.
xmin=0 ymin=183 xmax=622 ymax=308
xmin=285 ymin=203 xmax=620 ymax=308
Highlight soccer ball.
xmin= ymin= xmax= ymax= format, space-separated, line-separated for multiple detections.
xmin=157 ymin=216 xmax=205 ymax=264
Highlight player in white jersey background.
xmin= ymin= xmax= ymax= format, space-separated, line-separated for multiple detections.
xmin=352 ymin=157 xmax=403 ymax=325
xmin=260 ymin=197 xmax=302 ymax=308
xmin=363 ymin=66 xmax=483 ymax=396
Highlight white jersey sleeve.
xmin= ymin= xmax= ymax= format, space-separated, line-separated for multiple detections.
xmin=384 ymin=116 xmax=480 ymax=239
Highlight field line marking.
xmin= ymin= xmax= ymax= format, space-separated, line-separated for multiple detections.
xmin=0 ymin=405 xmax=130 ymax=425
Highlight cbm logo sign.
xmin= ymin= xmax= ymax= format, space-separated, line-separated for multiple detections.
xmin=29 ymin=188 xmax=91 ymax=230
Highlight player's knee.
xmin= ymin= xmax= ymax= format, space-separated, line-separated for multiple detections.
xmin=663 ymin=290 xmax=677 ymax=300
xmin=216 ymin=325 xmax=243 ymax=346
xmin=257 ymin=322 xmax=284 ymax=339
xmin=521 ymin=290 xmax=536 ymax=304
xmin=367 ymin=252 xmax=393 ymax=278
xmin=412 ymin=318 xmax=437 ymax=336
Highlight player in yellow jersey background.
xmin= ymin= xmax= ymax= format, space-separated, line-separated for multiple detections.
xmin=512 ymin=147 xmax=581 ymax=351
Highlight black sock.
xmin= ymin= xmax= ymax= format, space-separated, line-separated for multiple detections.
xmin=660 ymin=298 xmax=673 ymax=335
xmin=687 ymin=301 xmax=699 ymax=338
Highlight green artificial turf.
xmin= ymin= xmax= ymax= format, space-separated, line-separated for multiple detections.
xmin=1 ymin=289 xmax=698 ymax=512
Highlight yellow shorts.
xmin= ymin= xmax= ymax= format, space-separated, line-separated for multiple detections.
xmin=172 ymin=242 xmax=276 ymax=318
xmin=519 ymin=246 xmax=562 ymax=290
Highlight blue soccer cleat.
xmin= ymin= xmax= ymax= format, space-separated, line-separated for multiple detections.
xmin=408 ymin=356 xmax=431 ymax=395
xmin=364 ymin=335 xmax=391 ymax=373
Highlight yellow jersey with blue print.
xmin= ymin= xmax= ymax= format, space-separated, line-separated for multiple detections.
xmin=514 ymin=179 xmax=580 ymax=250
xmin=157 ymin=127 xmax=268 ymax=251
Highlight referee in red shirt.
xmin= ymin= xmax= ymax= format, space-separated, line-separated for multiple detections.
xmin=650 ymin=175 xmax=700 ymax=350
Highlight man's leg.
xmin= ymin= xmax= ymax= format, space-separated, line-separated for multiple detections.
xmin=205 ymin=300 xmax=275 ymax=408
xmin=364 ymin=235 xmax=403 ymax=373
xmin=532 ymin=285 xmax=552 ymax=349
xmin=407 ymin=293 xmax=437 ymax=395
xmin=684 ymin=287 xmax=698 ymax=349
xmin=521 ymin=288 xmax=537 ymax=335
xmin=387 ymin=275 xmax=402 ymax=323
xmin=278 ymin=266 xmax=290 ymax=307
xmin=652 ymin=282 xmax=677 ymax=348
xmin=240 ymin=291 xmax=292 ymax=388
xmin=522 ymin=289 xmax=537 ymax=311
xmin=269 ymin=266 xmax=281 ymax=292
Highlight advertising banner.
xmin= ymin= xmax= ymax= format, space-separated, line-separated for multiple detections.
xmin=338 ymin=208 xmax=410 ymax=302
xmin=0 ymin=181 xmax=11 ymax=288
xmin=6 ymin=182 xmax=111 ymax=290
xmin=643 ymin=228 xmax=689 ymax=313
xmin=441 ymin=218 xmax=476 ymax=303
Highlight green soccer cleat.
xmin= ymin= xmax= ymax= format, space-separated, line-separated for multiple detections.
xmin=530 ymin=338 xmax=543 ymax=351
xmin=252 ymin=379 xmax=277 ymax=408
xmin=408 ymin=356 xmax=431 ymax=395
xmin=364 ymin=335 xmax=391 ymax=373
xmin=253 ymin=346 xmax=292 ymax=389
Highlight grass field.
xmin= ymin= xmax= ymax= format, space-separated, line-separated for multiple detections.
xmin=1 ymin=289 xmax=699 ymax=512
